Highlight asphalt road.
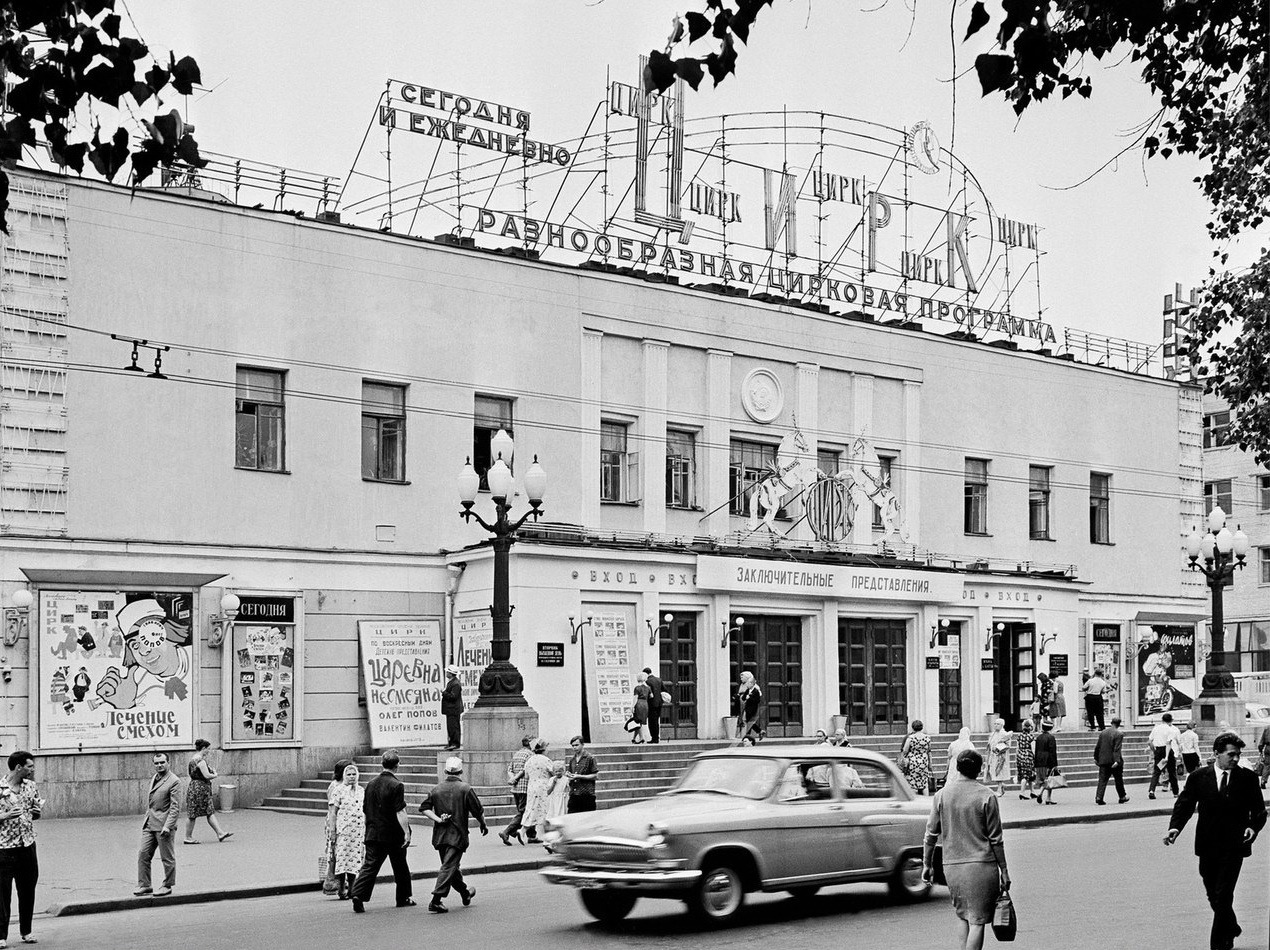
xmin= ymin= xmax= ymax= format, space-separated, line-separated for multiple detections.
xmin=29 ymin=818 xmax=1269 ymax=949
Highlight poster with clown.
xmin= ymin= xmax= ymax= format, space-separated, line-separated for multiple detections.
xmin=38 ymin=591 xmax=195 ymax=751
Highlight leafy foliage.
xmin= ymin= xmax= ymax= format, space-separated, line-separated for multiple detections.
xmin=647 ymin=0 xmax=1270 ymax=463
xmin=0 ymin=1 xmax=205 ymax=232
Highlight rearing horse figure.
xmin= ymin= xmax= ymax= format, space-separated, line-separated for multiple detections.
xmin=848 ymin=435 xmax=910 ymax=542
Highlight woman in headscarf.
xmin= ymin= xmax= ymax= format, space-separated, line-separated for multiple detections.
xmin=735 ymin=671 xmax=764 ymax=744
xmin=986 ymin=719 xmax=1012 ymax=797
xmin=900 ymin=720 xmax=932 ymax=795
xmin=631 ymin=671 xmax=651 ymax=744
xmin=945 ymin=727 xmax=976 ymax=783
xmin=322 ymin=757 xmax=353 ymax=896
xmin=326 ymin=761 xmax=364 ymax=899
xmin=519 ymin=738 xmax=557 ymax=843
xmin=1014 ymin=719 xmax=1038 ymax=800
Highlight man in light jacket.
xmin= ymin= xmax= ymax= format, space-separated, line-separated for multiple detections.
xmin=135 ymin=752 xmax=181 ymax=897
xmin=1093 ymin=716 xmax=1129 ymax=805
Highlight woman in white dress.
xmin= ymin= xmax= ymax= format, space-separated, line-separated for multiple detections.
xmin=325 ymin=761 xmax=364 ymax=899
xmin=545 ymin=761 xmax=570 ymax=820
xmin=987 ymin=719 xmax=1012 ymax=797
xmin=519 ymin=738 xmax=557 ymax=842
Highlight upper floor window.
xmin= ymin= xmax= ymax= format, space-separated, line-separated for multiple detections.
xmin=362 ymin=382 xmax=406 ymax=482
xmin=600 ymin=421 xmax=639 ymax=503
xmin=235 ymin=367 xmax=285 ymax=472
xmin=729 ymin=439 xmax=780 ymax=517
xmin=1259 ymin=475 xmax=1270 ymax=511
xmin=817 ymin=448 xmax=841 ymax=477
xmin=666 ymin=428 xmax=697 ymax=509
xmin=871 ymin=455 xmax=895 ymax=529
xmin=965 ymin=458 xmax=989 ymax=535
xmin=1203 ymin=410 xmax=1233 ymax=448
xmin=1204 ymin=478 xmax=1233 ymax=517
xmin=1260 ymin=547 xmax=1270 ymax=585
xmin=1029 ymin=465 xmax=1052 ymax=540
xmin=473 ymin=395 xmax=513 ymax=490
xmin=1089 ymin=472 xmax=1111 ymax=544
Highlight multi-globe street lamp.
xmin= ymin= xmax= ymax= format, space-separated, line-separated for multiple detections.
xmin=457 ymin=429 xmax=546 ymax=707
xmin=1185 ymin=506 xmax=1249 ymax=727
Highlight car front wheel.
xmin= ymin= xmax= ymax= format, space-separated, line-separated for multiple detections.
xmin=692 ymin=864 xmax=745 ymax=923
xmin=579 ymin=889 xmax=638 ymax=922
xmin=888 ymin=851 xmax=931 ymax=902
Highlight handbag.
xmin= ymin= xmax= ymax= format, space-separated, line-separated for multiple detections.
xmin=1044 ymin=768 xmax=1069 ymax=790
xmin=992 ymin=888 xmax=1017 ymax=941
xmin=660 ymin=690 xmax=672 ymax=705
xmin=319 ymin=849 xmax=335 ymax=889
xmin=623 ymin=716 xmax=641 ymax=733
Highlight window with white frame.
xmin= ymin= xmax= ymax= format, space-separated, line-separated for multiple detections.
xmin=965 ymin=458 xmax=989 ymax=534
xmin=1202 ymin=410 xmax=1233 ymax=448
xmin=1260 ymin=547 xmax=1270 ymax=585
xmin=1259 ymin=475 xmax=1270 ymax=511
xmin=1089 ymin=472 xmax=1111 ymax=544
xmin=665 ymin=428 xmax=697 ymax=509
xmin=871 ymin=455 xmax=895 ymax=528
xmin=729 ymin=439 xmax=780 ymax=516
xmin=362 ymin=382 xmax=406 ymax=481
xmin=235 ymin=367 xmax=286 ymax=471
xmin=473 ymin=395 xmax=513 ymax=490
xmin=600 ymin=421 xmax=639 ymax=503
xmin=1029 ymin=465 xmax=1052 ymax=539
xmin=1204 ymin=479 xmax=1233 ymax=517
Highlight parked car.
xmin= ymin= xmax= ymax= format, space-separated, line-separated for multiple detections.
xmin=1247 ymin=702 xmax=1270 ymax=726
xmin=540 ymin=745 xmax=933 ymax=924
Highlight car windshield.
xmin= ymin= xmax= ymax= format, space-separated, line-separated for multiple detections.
xmin=669 ymin=756 xmax=784 ymax=800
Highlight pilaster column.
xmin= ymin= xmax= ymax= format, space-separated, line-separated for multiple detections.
xmin=642 ymin=339 xmax=669 ymax=533
xmin=704 ymin=349 xmax=732 ymax=536
xmin=850 ymin=373 xmax=874 ymax=545
xmin=581 ymin=330 xmax=603 ymax=529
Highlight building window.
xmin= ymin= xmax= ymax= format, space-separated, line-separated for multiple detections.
xmin=600 ymin=421 xmax=638 ymax=503
xmin=361 ymin=382 xmax=406 ymax=482
xmin=729 ymin=439 xmax=779 ymax=516
xmin=1089 ymin=472 xmax=1111 ymax=544
xmin=965 ymin=458 xmax=988 ymax=534
xmin=1226 ymin=621 xmax=1270 ymax=673
xmin=1259 ymin=475 xmax=1270 ymax=511
xmin=473 ymin=395 xmax=513 ymax=490
xmin=235 ymin=367 xmax=285 ymax=471
xmin=1029 ymin=465 xmax=1052 ymax=539
xmin=817 ymin=448 xmax=841 ymax=476
xmin=1203 ymin=410 xmax=1233 ymax=448
xmin=871 ymin=455 xmax=895 ymax=528
xmin=1204 ymin=479 xmax=1233 ymax=517
xmin=666 ymin=429 xmax=697 ymax=509
xmin=1261 ymin=547 xmax=1270 ymax=585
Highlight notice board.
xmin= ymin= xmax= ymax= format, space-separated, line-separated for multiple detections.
xmin=583 ymin=605 xmax=635 ymax=744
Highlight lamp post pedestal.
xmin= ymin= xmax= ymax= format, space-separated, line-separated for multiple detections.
xmin=441 ymin=706 xmax=540 ymax=785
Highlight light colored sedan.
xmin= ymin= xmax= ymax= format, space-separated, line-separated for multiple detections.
xmin=540 ymin=745 xmax=933 ymax=924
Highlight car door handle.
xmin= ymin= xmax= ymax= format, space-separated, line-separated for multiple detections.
xmin=829 ymin=804 xmax=846 ymax=811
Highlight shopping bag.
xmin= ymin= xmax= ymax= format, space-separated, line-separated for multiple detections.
xmin=623 ymin=716 xmax=641 ymax=734
xmin=318 ymin=850 xmax=332 ymax=886
xmin=660 ymin=690 xmax=672 ymax=705
xmin=992 ymin=889 xmax=1017 ymax=941
xmin=1044 ymin=768 xmax=1069 ymax=790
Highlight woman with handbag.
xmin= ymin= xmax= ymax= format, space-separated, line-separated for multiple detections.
xmin=734 ymin=671 xmax=764 ymax=745
xmin=922 ymin=748 xmax=1012 ymax=950
xmin=899 ymin=720 xmax=932 ymax=795
xmin=1032 ymin=719 xmax=1060 ymax=805
xmin=183 ymin=738 xmax=233 ymax=844
xmin=1014 ymin=720 xmax=1037 ymax=800
xmin=325 ymin=761 xmax=364 ymax=900
xmin=630 ymin=671 xmax=652 ymax=744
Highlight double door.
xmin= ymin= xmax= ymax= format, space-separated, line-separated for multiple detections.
xmin=993 ymin=622 xmax=1036 ymax=731
xmin=838 ymin=618 xmax=908 ymax=735
xmin=728 ymin=615 xmax=803 ymax=738
xmin=657 ymin=615 xmax=698 ymax=739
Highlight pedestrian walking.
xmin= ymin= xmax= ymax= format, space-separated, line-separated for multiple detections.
xmin=1014 ymin=720 xmax=1037 ymax=800
xmin=1178 ymin=721 xmax=1203 ymax=781
xmin=183 ymin=738 xmax=232 ymax=844
xmin=1258 ymin=723 xmax=1270 ymax=790
xmin=1147 ymin=712 xmax=1182 ymax=800
xmin=830 ymin=727 xmax=850 ymax=747
xmin=1164 ymin=731 xmax=1266 ymax=950
xmin=441 ymin=665 xmax=463 ymax=750
xmin=1035 ymin=672 xmax=1053 ymax=727
xmin=734 ymin=671 xmax=764 ymax=744
xmin=1093 ymin=716 xmax=1130 ymax=805
xmin=135 ymin=751 xmax=181 ymax=897
xmin=0 ymin=750 xmax=43 ymax=947
xmin=1033 ymin=719 xmax=1059 ymax=805
xmin=1082 ymin=668 xmax=1109 ymax=731
xmin=944 ymin=727 xmax=976 ymax=784
xmin=922 ymin=749 xmax=1011 ymax=950
xmin=499 ymin=735 xmax=532 ymax=846
xmin=1051 ymin=679 xmax=1067 ymax=731
xmin=630 ymin=671 xmax=651 ymax=744
xmin=349 ymin=750 xmax=413 ymax=913
xmin=643 ymin=666 xmax=665 ymax=744
xmin=325 ymin=761 xmax=365 ymax=900
xmin=418 ymin=756 xmax=487 ymax=914
xmin=564 ymin=735 xmax=599 ymax=813
xmin=899 ymin=720 xmax=932 ymax=795
xmin=519 ymin=738 xmax=556 ymax=842
xmin=987 ymin=719 xmax=1011 ymax=797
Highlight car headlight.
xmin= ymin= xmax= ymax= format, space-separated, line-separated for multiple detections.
xmin=645 ymin=822 xmax=669 ymax=849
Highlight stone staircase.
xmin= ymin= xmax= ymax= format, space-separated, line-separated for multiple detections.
xmin=257 ymin=728 xmax=1158 ymax=822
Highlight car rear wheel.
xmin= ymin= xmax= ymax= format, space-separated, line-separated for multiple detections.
xmin=578 ymin=889 xmax=638 ymax=922
xmin=692 ymin=863 xmax=745 ymax=923
xmin=888 ymin=850 xmax=931 ymax=902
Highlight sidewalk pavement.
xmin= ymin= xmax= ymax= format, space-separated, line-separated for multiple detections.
xmin=29 ymin=777 xmax=1262 ymax=918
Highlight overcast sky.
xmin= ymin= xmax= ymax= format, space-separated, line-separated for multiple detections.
xmin=121 ymin=0 xmax=1233 ymax=348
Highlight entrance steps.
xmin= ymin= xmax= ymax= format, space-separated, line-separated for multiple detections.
xmin=257 ymin=728 xmax=1158 ymax=822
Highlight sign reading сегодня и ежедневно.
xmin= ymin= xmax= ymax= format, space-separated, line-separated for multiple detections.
xmin=696 ymin=556 xmax=962 ymax=602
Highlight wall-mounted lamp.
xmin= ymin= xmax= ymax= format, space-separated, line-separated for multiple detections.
xmin=568 ymin=612 xmax=594 ymax=645
xmin=929 ymin=618 xmax=949 ymax=651
xmin=1039 ymin=629 xmax=1058 ymax=655
xmin=207 ymin=593 xmax=241 ymax=649
xmin=3 ymin=588 xmax=33 ymax=647
xmin=984 ymin=621 xmax=1005 ymax=652
xmin=1 ymin=656 xmax=11 ymax=683
xmin=721 ymin=615 xmax=745 ymax=649
xmin=646 ymin=612 xmax=673 ymax=647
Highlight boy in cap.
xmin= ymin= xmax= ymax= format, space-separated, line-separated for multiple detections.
xmin=419 ymin=756 xmax=487 ymax=913
xmin=441 ymin=665 xmax=463 ymax=750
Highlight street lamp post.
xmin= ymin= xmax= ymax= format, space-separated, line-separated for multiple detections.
xmin=457 ymin=430 xmax=547 ymax=707
xmin=1185 ymin=506 xmax=1249 ymax=734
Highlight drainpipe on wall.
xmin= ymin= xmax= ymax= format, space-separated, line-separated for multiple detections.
xmin=444 ymin=563 xmax=466 ymax=667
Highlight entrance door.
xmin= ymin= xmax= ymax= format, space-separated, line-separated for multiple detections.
xmin=729 ymin=615 xmax=803 ymax=738
xmin=993 ymin=623 xmax=1035 ymax=731
xmin=658 ymin=614 xmax=698 ymax=739
xmin=839 ymin=618 xmax=908 ymax=735
xmin=938 ymin=622 xmax=963 ymax=734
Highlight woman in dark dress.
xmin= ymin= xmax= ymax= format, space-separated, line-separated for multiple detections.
xmin=183 ymin=738 xmax=232 ymax=843
xmin=631 ymin=671 xmax=651 ymax=744
xmin=1032 ymin=719 xmax=1059 ymax=805
xmin=735 ymin=671 xmax=764 ymax=744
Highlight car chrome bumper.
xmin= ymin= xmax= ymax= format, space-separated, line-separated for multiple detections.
xmin=540 ymin=866 xmax=702 ymax=890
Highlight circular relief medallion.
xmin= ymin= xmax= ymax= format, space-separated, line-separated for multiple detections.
xmin=908 ymin=121 xmax=940 ymax=175
xmin=741 ymin=368 xmax=784 ymax=424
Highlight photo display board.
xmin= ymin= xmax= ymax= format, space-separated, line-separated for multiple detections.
xmin=1136 ymin=624 xmax=1195 ymax=718
xmin=230 ymin=596 xmax=298 ymax=743
xmin=584 ymin=606 xmax=635 ymax=743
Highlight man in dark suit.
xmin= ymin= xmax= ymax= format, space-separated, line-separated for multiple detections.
xmin=441 ymin=665 xmax=463 ymax=750
xmin=643 ymin=666 xmax=665 ymax=744
xmin=1164 ymin=731 xmax=1267 ymax=950
xmin=419 ymin=756 xmax=487 ymax=913
xmin=1093 ymin=716 xmax=1129 ymax=805
xmin=350 ymin=750 xmax=413 ymax=913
